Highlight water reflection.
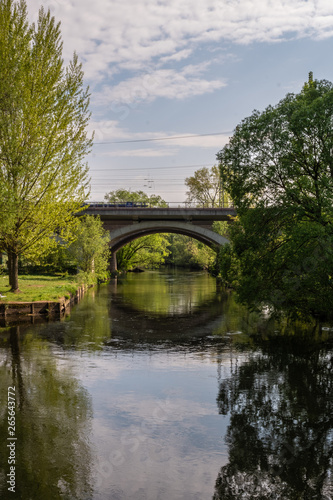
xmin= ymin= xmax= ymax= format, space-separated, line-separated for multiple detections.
xmin=213 ymin=331 xmax=333 ymax=500
xmin=34 ymin=269 xmax=233 ymax=349
xmin=114 ymin=269 xmax=218 ymax=315
xmin=0 ymin=270 xmax=332 ymax=499
xmin=0 ymin=326 xmax=93 ymax=500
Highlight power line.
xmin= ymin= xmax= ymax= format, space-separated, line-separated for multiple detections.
xmin=93 ymin=132 xmax=231 ymax=145
xmin=89 ymin=163 xmax=215 ymax=172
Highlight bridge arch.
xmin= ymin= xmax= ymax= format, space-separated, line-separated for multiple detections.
xmin=109 ymin=220 xmax=229 ymax=271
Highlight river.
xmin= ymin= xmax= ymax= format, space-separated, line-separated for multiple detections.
xmin=0 ymin=269 xmax=332 ymax=499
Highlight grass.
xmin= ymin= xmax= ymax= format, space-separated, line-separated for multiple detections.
xmin=0 ymin=274 xmax=79 ymax=302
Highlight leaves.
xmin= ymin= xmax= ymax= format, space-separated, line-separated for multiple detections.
xmin=104 ymin=189 xmax=168 ymax=207
xmin=0 ymin=1 xmax=92 ymax=289
xmin=185 ymin=165 xmax=227 ymax=207
xmin=68 ymin=215 xmax=110 ymax=282
xmin=216 ymin=75 xmax=333 ymax=318
xmin=116 ymin=233 xmax=170 ymax=271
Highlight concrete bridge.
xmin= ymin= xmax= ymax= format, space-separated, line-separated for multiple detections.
xmin=83 ymin=205 xmax=236 ymax=271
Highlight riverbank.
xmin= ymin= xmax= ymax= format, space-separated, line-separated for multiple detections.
xmin=0 ymin=275 xmax=87 ymax=319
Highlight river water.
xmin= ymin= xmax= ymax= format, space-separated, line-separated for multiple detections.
xmin=0 ymin=269 xmax=332 ymax=500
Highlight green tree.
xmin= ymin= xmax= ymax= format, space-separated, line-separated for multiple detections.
xmin=104 ymin=189 xmax=168 ymax=207
xmin=67 ymin=215 xmax=110 ymax=283
xmin=165 ymin=234 xmax=216 ymax=270
xmin=165 ymin=222 xmax=228 ymax=272
xmin=185 ymin=165 xmax=230 ymax=207
xmin=0 ymin=0 xmax=92 ymax=292
xmin=116 ymin=233 xmax=170 ymax=271
xmin=217 ymin=74 xmax=333 ymax=318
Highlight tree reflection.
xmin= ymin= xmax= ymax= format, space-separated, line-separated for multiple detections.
xmin=213 ymin=331 xmax=333 ymax=500
xmin=0 ymin=326 xmax=93 ymax=499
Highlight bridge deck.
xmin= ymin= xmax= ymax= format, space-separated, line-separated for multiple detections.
xmin=83 ymin=207 xmax=236 ymax=222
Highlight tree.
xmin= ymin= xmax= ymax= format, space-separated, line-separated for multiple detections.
xmin=104 ymin=189 xmax=168 ymax=207
xmin=0 ymin=0 xmax=92 ymax=291
xmin=216 ymin=74 xmax=333 ymax=318
xmin=116 ymin=233 xmax=170 ymax=271
xmin=185 ymin=165 xmax=230 ymax=207
xmin=67 ymin=215 xmax=110 ymax=283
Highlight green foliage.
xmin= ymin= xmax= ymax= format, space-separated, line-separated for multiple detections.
xmin=67 ymin=215 xmax=110 ymax=283
xmin=116 ymin=234 xmax=170 ymax=271
xmin=0 ymin=0 xmax=92 ymax=290
xmin=185 ymin=165 xmax=230 ymax=207
xmin=217 ymin=74 xmax=333 ymax=319
xmin=165 ymin=234 xmax=215 ymax=270
xmin=31 ymin=243 xmax=77 ymax=275
xmin=104 ymin=189 xmax=168 ymax=207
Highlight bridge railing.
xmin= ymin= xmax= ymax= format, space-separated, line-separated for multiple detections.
xmin=85 ymin=201 xmax=235 ymax=209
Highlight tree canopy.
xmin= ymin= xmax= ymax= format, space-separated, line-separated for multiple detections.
xmin=104 ymin=189 xmax=168 ymax=207
xmin=67 ymin=215 xmax=110 ymax=283
xmin=116 ymin=233 xmax=170 ymax=271
xmin=0 ymin=0 xmax=92 ymax=291
xmin=185 ymin=165 xmax=226 ymax=207
xmin=217 ymin=74 xmax=333 ymax=318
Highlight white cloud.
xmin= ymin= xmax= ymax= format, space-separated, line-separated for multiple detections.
xmin=89 ymin=120 xmax=130 ymax=142
xmin=94 ymin=64 xmax=226 ymax=106
xmin=26 ymin=0 xmax=333 ymax=87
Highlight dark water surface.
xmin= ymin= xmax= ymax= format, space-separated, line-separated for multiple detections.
xmin=0 ymin=269 xmax=332 ymax=499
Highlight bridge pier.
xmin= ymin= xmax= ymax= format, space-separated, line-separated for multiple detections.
xmin=110 ymin=251 xmax=117 ymax=273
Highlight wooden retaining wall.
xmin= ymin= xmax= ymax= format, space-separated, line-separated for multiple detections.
xmin=0 ymin=285 xmax=87 ymax=320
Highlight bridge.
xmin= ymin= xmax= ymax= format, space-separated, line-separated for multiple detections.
xmin=83 ymin=204 xmax=236 ymax=271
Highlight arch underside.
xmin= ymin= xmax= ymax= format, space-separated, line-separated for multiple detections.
xmin=109 ymin=221 xmax=229 ymax=252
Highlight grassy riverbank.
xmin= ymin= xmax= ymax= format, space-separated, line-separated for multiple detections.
xmin=0 ymin=275 xmax=79 ymax=302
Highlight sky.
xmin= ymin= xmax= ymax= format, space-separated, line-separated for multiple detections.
xmin=26 ymin=0 xmax=333 ymax=204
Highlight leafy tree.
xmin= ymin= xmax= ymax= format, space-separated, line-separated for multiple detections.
xmin=0 ymin=0 xmax=92 ymax=291
xmin=165 ymin=234 xmax=215 ymax=270
xmin=217 ymin=74 xmax=333 ymax=318
xmin=104 ymin=189 xmax=168 ymax=207
xmin=67 ymin=215 xmax=110 ymax=283
xmin=165 ymin=222 xmax=229 ymax=272
xmin=185 ymin=165 xmax=230 ymax=207
xmin=116 ymin=233 xmax=170 ymax=271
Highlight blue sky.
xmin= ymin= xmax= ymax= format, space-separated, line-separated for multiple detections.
xmin=26 ymin=0 xmax=333 ymax=204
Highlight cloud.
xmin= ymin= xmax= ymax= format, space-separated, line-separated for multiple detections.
xmin=26 ymin=0 xmax=333 ymax=87
xmin=94 ymin=64 xmax=226 ymax=106
xmin=89 ymin=120 xmax=130 ymax=142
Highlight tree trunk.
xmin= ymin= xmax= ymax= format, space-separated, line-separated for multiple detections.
xmin=7 ymin=251 xmax=13 ymax=288
xmin=8 ymin=250 xmax=19 ymax=292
